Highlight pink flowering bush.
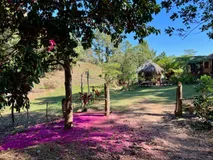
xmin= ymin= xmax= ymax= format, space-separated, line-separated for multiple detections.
xmin=48 ymin=39 xmax=56 ymax=51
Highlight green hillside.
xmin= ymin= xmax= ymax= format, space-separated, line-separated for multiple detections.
xmin=1 ymin=62 xmax=104 ymax=116
xmin=29 ymin=62 xmax=104 ymax=99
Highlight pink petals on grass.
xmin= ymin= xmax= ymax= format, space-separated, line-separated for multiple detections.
xmin=0 ymin=113 xmax=133 ymax=153
xmin=48 ymin=39 xmax=56 ymax=51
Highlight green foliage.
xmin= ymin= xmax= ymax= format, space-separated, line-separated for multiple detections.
xmin=153 ymin=52 xmax=175 ymax=72
xmin=154 ymin=52 xmax=193 ymax=73
xmin=2 ymin=0 xmax=162 ymax=80
xmin=101 ymin=63 xmax=121 ymax=84
xmin=93 ymin=30 xmax=121 ymax=64
xmin=0 ymin=29 xmax=48 ymax=112
xmin=75 ymin=46 xmax=97 ymax=64
xmin=0 ymin=94 xmax=7 ymax=110
xmin=154 ymin=52 xmax=195 ymax=85
xmin=180 ymin=74 xmax=197 ymax=84
xmin=196 ymin=75 xmax=213 ymax=93
xmin=111 ymin=41 xmax=155 ymax=84
xmin=120 ymin=51 xmax=138 ymax=83
xmin=130 ymin=41 xmax=156 ymax=68
xmin=0 ymin=50 xmax=47 ymax=112
xmin=1 ymin=0 xmax=162 ymax=125
xmin=170 ymin=70 xmax=198 ymax=85
xmin=192 ymin=75 xmax=213 ymax=123
xmin=93 ymin=33 xmax=155 ymax=85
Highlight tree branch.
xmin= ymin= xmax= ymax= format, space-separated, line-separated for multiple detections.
xmin=45 ymin=59 xmax=64 ymax=67
xmin=181 ymin=21 xmax=205 ymax=40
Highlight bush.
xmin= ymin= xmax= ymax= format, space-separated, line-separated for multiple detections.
xmin=169 ymin=73 xmax=198 ymax=85
xmin=180 ymin=74 xmax=198 ymax=84
xmin=192 ymin=75 xmax=213 ymax=124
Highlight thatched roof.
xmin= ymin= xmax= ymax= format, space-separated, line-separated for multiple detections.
xmin=137 ymin=61 xmax=164 ymax=74
xmin=188 ymin=56 xmax=209 ymax=64
xmin=188 ymin=54 xmax=213 ymax=64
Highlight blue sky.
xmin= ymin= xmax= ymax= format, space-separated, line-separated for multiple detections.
xmin=126 ymin=9 xmax=213 ymax=57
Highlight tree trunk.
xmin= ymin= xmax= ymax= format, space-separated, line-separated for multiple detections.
xmin=127 ymin=79 xmax=130 ymax=90
xmin=106 ymin=47 xmax=110 ymax=62
xmin=11 ymin=104 xmax=14 ymax=124
xmin=27 ymin=107 xmax=29 ymax=124
xmin=104 ymin=83 xmax=110 ymax=116
xmin=175 ymin=81 xmax=183 ymax=117
xmin=64 ymin=59 xmax=73 ymax=129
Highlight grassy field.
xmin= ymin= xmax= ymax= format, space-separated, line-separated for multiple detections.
xmin=1 ymin=84 xmax=197 ymax=115
xmin=0 ymin=61 xmax=198 ymax=134
xmin=0 ymin=84 xmax=197 ymax=121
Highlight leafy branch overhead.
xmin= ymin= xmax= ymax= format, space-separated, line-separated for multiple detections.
xmin=1 ymin=0 xmax=162 ymax=127
xmin=162 ymin=0 xmax=213 ymax=39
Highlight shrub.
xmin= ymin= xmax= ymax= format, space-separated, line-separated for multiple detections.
xmin=169 ymin=73 xmax=198 ymax=85
xmin=192 ymin=75 xmax=213 ymax=124
xmin=180 ymin=74 xmax=198 ymax=84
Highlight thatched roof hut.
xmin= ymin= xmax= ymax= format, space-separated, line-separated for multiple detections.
xmin=137 ymin=61 xmax=164 ymax=81
xmin=137 ymin=61 xmax=164 ymax=74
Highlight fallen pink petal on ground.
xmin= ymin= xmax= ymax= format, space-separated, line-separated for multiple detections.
xmin=0 ymin=113 xmax=134 ymax=153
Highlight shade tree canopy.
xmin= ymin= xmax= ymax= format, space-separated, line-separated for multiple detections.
xmin=1 ymin=0 xmax=162 ymax=128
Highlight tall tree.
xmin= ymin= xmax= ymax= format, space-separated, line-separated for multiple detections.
xmin=93 ymin=30 xmax=121 ymax=63
xmin=93 ymin=31 xmax=122 ymax=115
xmin=130 ymin=41 xmax=156 ymax=68
xmin=2 ymin=0 xmax=161 ymax=129
xmin=111 ymin=41 xmax=155 ymax=86
xmin=184 ymin=49 xmax=196 ymax=55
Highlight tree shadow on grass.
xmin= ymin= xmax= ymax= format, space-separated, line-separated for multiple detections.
xmin=31 ymin=85 xmax=196 ymax=115
xmin=111 ymin=86 xmax=176 ymax=106
xmin=33 ymin=92 xmax=81 ymax=105
xmin=111 ymin=85 xmax=196 ymax=105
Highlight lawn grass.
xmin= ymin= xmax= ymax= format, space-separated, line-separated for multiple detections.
xmin=0 ymin=84 xmax=197 ymax=133
xmin=107 ymin=84 xmax=197 ymax=111
xmin=1 ymin=84 xmax=197 ymax=115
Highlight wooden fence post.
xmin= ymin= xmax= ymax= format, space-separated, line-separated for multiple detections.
xmin=81 ymin=74 xmax=83 ymax=94
xmin=104 ymin=83 xmax=110 ymax=116
xmin=11 ymin=104 xmax=15 ymax=125
xmin=175 ymin=81 xmax=183 ymax=116
xmin=46 ymin=102 xmax=49 ymax=121
xmin=86 ymin=70 xmax=90 ymax=95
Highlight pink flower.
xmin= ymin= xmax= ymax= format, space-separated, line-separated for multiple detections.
xmin=49 ymin=39 xmax=56 ymax=46
xmin=48 ymin=39 xmax=56 ymax=51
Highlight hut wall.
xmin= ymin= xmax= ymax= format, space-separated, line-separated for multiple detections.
xmin=144 ymin=72 xmax=161 ymax=81
xmin=144 ymin=72 xmax=153 ymax=81
xmin=203 ymin=60 xmax=212 ymax=74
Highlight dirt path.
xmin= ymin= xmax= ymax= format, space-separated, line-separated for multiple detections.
xmin=120 ymin=100 xmax=213 ymax=160
xmin=0 ymin=100 xmax=213 ymax=160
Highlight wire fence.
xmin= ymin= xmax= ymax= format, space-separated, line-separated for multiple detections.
xmin=0 ymin=94 xmax=106 ymax=135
